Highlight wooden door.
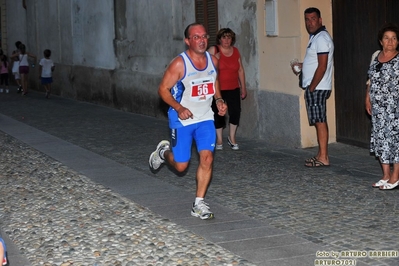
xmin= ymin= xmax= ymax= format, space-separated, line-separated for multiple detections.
xmin=332 ymin=0 xmax=399 ymax=147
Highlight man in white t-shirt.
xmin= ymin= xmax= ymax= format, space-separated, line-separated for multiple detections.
xmin=292 ymin=7 xmax=334 ymax=167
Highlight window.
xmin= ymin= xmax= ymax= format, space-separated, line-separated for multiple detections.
xmin=195 ymin=0 xmax=218 ymax=47
xmin=265 ymin=0 xmax=278 ymax=36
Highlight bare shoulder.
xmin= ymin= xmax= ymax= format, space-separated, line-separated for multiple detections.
xmin=210 ymin=53 xmax=219 ymax=67
xmin=207 ymin=45 xmax=216 ymax=55
xmin=167 ymin=55 xmax=185 ymax=74
xmin=161 ymin=54 xmax=186 ymax=83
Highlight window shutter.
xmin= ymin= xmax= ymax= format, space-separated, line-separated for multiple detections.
xmin=195 ymin=0 xmax=218 ymax=47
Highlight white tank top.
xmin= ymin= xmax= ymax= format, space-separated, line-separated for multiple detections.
xmin=19 ymin=54 xmax=29 ymax=67
xmin=168 ymin=51 xmax=217 ymax=128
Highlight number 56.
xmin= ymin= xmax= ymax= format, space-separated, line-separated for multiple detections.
xmin=197 ymin=84 xmax=209 ymax=95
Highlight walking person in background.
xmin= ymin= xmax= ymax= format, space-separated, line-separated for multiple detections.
xmin=149 ymin=23 xmax=227 ymax=220
xmin=0 ymin=54 xmax=10 ymax=93
xmin=366 ymin=23 xmax=399 ymax=190
xmin=291 ymin=7 xmax=334 ymax=167
xmin=11 ymin=43 xmax=36 ymax=96
xmin=208 ymin=28 xmax=247 ymax=150
xmin=39 ymin=49 xmax=55 ymax=98
xmin=12 ymin=41 xmax=22 ymax=93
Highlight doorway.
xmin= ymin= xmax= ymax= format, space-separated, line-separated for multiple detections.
xmin=332 ymin=0 xmax=399 ymax=147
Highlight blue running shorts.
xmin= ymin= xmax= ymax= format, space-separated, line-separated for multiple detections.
xmin=170 ymin=120 xmax=216 ymax=163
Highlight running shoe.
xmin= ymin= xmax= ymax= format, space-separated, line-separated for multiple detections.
xmin=149 ymin=140 xmax=170 ymax=171
xmin=227 ymin=137 xmax=239 ymax=150
xmin=191 ymin=200 xmax=214 ymax=220
xmin=215 ymin=144 xmax=223 ymax=150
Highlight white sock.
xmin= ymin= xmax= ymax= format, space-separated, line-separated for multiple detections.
xmin=195 ymin=197 xmax=204 ymax=205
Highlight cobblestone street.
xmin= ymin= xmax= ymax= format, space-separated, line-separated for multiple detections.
xmin=0 ymin=90 xmax=398 ymax=265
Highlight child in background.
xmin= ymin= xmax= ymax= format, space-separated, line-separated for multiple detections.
xmin=12 ymin=51 xmax=22 ymax=93
xmin=0 ymin=54 xmax=10 ymax=93
xmin=0 ymin=237 xmax=7 ymax=265
xmin=39 ymin=49 xmax=55 ymax=98
xmin=10 ymin=44 xmax=36 ymax=96
xmin=12 ymin=41 xmax=22 ymax=93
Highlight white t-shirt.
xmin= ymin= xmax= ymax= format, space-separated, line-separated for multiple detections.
xmin=39 ymin=58 xmax=54 ymax=78
xmin=302 ymin=29 xmax=334 ymax=90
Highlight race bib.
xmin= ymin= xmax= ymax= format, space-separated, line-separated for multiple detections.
xmin=189 ymin=77 xmax=215 ymax=101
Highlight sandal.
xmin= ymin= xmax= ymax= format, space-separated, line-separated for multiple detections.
xmin=305 ymin=157 xmax=317 ymax=163
xmin=305 ymin=159 xmax=330 ymax=167
xmin=379 ymin=181 xmax=399 ymax=190
xmin=372 ymin=179 xmax=388 ymax=188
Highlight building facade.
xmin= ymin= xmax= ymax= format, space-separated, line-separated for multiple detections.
xmin=1 ymin=0 xmax=335 ymax=148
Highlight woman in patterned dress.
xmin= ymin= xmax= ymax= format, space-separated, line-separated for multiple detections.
xmin=365 ymin=23 xmax=399 ymax=190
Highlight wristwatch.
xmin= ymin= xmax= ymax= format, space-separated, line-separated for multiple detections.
xmin=215 ymin=98 xmax=225 ymax=103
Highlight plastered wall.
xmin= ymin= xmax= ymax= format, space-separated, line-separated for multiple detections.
xmin=257 ymin=0 xmax=336 ymax=147
xmin=4 ymin=0 xmax=336 ymax=148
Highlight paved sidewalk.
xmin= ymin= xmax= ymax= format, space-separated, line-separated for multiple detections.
xmin=0 ymin=88 xmax=398 ymax=265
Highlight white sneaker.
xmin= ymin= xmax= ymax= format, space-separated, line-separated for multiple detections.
xmin=149 ymin=140 xmax=170 ymax=171
xmin=215 ymin=144 xmax=223 ymax=150
xmin=227 ymin=137 xmax=239 ymax=150
xmin=191 ymin=200 xmax=214 ymax=220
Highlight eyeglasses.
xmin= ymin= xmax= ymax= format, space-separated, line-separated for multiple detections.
xmin=188 ymin=34 xmax=210 ymax=41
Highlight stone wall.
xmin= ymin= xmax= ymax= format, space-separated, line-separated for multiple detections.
xmin=4 ymin=0 xmax=305 ymax=147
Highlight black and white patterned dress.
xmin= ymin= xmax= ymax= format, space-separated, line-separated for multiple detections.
xmin=368 ymin=53 xmax=399 ymax=163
